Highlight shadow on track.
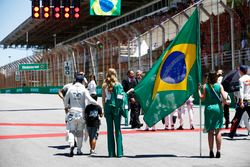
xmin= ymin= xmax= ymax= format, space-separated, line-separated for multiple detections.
xmin=0 ymin=108 xmax=63 ymax=112
xmin=48 ymin=145 xmax=69 ymax=150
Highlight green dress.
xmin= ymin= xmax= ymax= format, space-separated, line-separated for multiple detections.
xmin=203 ymin=83 xmax=224 ymax=132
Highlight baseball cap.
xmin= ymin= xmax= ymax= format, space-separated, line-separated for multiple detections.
xmin=240 ymin=65 xmax=248 ymax=74
xmin=75 ymin=75 xmax=84 ymax=83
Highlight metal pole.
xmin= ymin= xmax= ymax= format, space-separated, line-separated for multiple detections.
xmin=198 ymin=4 xmax=202 ymax=157
xmin=138 ymin=36 xmax=141 ymax=70
xmin=149 ymin=31 xmax=153 ymax=68
xmin=102 ymin=43 xmax=105 ymax=78
xmin=159 ymin=24 xmax=165 ymax=52
xmin=200 ymin=5 xmax=214 ymax=70
xmin=83 ymin=47 xmax=86 ymax=74
xmin=26 ymin=32 xmax=29 ymax=47
xmin=89 ymin=46 xmax=96 ymax=78
xmin=210 ymin=16 xmax=214 ymax=70
xmin=128 ymin=40 xmax=131 ymax=70
xmin=46 ymin=59 xmax=48 ymax=86
xmin=112 ymin=34 xmax=121 ymax=81
xmin=182 ymin=11 xmax=190 ymax=19
xmin=110 ymin=42 xmax=113 ymax=66
xmin=219 ymin=1 xmax=235 ymax=69
xmin=166 ymin=15 xmax=179 ymax=33
xmin=130 ymin=25 xmax=141 ymax=70
xmin=230 ymin=11 xmax=235 ymax=69
xmin=71 ymin=49 xmax=77 ymax=73
xmin=120 ymin=29 xmax=131 ymax=69
xmin=217 ymin=0 xmax=221 ymax=59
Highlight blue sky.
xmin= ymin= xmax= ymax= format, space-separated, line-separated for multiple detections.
xmin=0 ymin=0 xmax=33 ymax=67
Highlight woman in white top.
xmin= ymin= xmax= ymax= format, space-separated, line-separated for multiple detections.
xmin=88 ymin=74 xmax=97 ymax=95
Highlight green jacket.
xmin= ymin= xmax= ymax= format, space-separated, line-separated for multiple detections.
xmin=104 ymin=83 xmax=128 ymax=118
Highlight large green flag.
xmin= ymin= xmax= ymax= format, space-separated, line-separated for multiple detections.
xmin=134 ymin=8 xmax=201 ymax=127
xmin=90 ymin=0 xmax=121 ymax=16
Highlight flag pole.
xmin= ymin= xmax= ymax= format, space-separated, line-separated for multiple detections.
xmin=197 ymin=3 xmax=202 ymax=157
xmin=199 ymin=95 xmax=202 ymax=157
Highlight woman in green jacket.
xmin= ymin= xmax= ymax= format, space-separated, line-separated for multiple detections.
xmin=102 ymin=68 xmax=127 ymax=157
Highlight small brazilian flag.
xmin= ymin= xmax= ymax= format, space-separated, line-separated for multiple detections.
xmin=134 ymin=8 xmax=201 ymax=127
xmin=90 ymin=0 xmax=121 ymax=16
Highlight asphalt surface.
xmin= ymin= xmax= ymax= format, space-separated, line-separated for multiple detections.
xmin=0 ymin=94 xmax=249 ymax=167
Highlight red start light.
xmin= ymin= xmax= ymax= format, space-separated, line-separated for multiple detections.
xmin=55 ymin=13 xmax=60 ymax=18
xmin=74 ymin=13 xmax=79 ymax=19
xmin=55 ymin=7 xmax=60 ymax=12
xmin=74 ymin=7 xmax=80 ymax=13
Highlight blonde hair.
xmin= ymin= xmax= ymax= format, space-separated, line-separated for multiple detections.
xmin=102 ymin=68 xmax=118 ymax=92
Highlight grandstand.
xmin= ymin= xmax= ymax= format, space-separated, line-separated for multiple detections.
xmin=0 ymin=0 xmax=249 ymax=93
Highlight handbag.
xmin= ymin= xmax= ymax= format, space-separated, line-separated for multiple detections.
xmin=225 ymin=93 xmax=232 ymax=104
xmin=210 ymin=85 xmax=231 ymax=105
xmin=117 ymin=91 xmax=129 ymax=118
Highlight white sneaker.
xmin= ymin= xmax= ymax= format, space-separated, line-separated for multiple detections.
xmin=90 ymin=149 xmax=96 ymax=155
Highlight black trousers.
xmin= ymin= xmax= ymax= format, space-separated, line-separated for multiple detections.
xmin=230 ymin=103 xmax=250 ymax=135
xmin=130 ymin=102 xmax=141 ymax=128
xmin=224 ymin=104 xmax=230 ymax=128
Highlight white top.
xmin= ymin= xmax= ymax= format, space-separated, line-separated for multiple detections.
xmin=87 ymin=80 xmax=97 ymax=95
xmin=105 ymin=88 xmax=111 ymax=102
xmin=83 ymin=77 xmax=88 ymax=85
xmin=217 ymin=76 xmax=223 ymax=84
xmin=241 ymin=39 xmax=248 ymax=49
xmin=63 ymin=83 xmax=73 ymax=91
xmin=64 ymin=82 xmax=99 ymax=112
xmin=239 ymin=74 xmax=250 ymax=100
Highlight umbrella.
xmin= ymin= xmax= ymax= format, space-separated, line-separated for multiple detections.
xmin=221 ymin=69 xmax=240 ymax=93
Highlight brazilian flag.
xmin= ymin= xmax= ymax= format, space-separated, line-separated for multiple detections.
xmin=90 ymin=0 xmax=121 ymax=16
xmin=134 ymin=8 xmax=201 ymax=127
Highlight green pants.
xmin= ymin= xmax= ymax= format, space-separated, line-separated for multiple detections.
xmin=105 ymin=106 xmax=123 ymax=157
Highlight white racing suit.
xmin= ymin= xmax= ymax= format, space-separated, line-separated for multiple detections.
xmin=64 ymin=82 xmax=99 ymax=153
xmin=177 ymin=96 xmax=194 ymax=129
xmin=65 ymin=110 xmax=86 ymax=152
xmin=164 ymin=110 xmax=178 ymax=129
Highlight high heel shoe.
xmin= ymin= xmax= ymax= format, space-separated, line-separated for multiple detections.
xmin=216 ymin=151 xmax=221 ymax=158
xmin=209 ymin=151 xmax=214 ymax=158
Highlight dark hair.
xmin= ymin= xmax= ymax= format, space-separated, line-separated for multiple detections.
xmin=240 ymin=65 xmax=248 ymax=74
xmin=207 ymin=71 xmax=218 ymax=85
xmin=74 ymin=71 xmax=84 ymax=78
xmin=127 ymin=70 xmax=133 ymax=75
xmin=89 ymin=74 xmax=96 ymax=83
xmin=90 ymin=94 xmax=97 ymax=101
xmin=75 ymin=75 xmax=84 ymax=83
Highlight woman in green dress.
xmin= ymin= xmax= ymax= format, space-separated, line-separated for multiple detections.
xmin=198 ymin=71 xmax=228 ymax=158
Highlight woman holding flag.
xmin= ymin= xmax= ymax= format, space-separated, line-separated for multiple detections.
xmin=198 ymin=71 xmax=228 ymax=158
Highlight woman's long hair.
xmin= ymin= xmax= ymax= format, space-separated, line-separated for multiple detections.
xmin=89 ymin=74 xmax=96 ymax=84
xmin=102 ymin=68 xmax=118 ymax=93
xmin=207 ymin=71 xmax=218 ymax=85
